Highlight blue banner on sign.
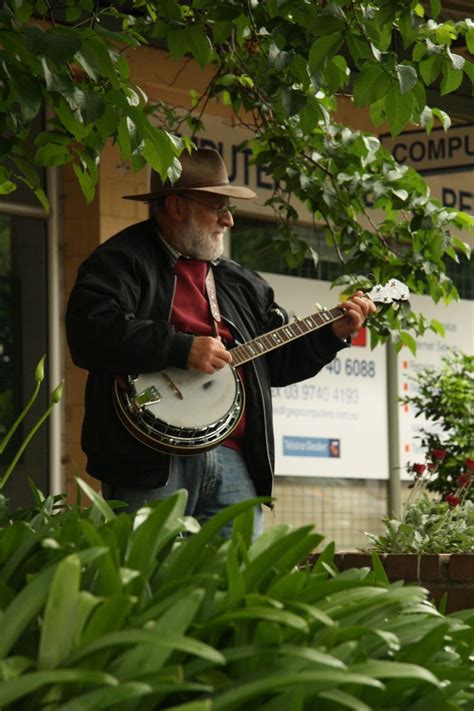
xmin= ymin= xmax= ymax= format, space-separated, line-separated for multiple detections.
xmin=283 ymin=436 xmax=340 ymax=458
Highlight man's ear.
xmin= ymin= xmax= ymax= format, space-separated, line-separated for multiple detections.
xmin=165 ymin=193 xmax=186 ymax=221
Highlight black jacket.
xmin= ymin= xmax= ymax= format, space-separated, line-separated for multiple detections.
xmin=66 ymin=219 xmax=347 ymax=495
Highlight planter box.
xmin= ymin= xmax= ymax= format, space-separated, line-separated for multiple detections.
xmin=309 ymin=552 xmax=474 ymax=614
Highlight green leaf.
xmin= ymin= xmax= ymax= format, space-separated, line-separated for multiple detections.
xmin=35 ymin=143 xmax=71 ymax=167
xmin=299 ymin=98 xmax=322 ymax=133
xmin=213 ymin=21 xmax=233 ymax=44
xmin=346 ymin=34 xmax=373 ymax=69
xmin=0 ymin=669 xmax=118 ymax=707
xmin=0 ymin=180 xmax=17 ymax=195
xmin=11 ymin=0 xmax=33 ymax=22
xmin=396 ymin=64 xmax=418 ymax=94
xmin=26 ymin=26 xmax=82 ymax=64
xmin=384 ymin=86 xmax=415 ymax=137
xmin=54 ymin=682 xmax=153 ymax=711
xmin=80 ymin=35 xmax=120 ymax=88
xmin=350 ymin=660 xmax=440 ymax=686
xmin=419 ymin=55 xmax=442 ymax=85
xmin=163 ymin=498 xmax=268 ymax=580
xmin=325 ymin=55 xmax=349 ymax=93
xmin=371 ymin=552 xmax=390 ymax=585
xmin=0 ymin=566 xmax=56 ymax=659
xmin=167 ymin=28 xmax=191 ymax=60
xmin=212 ymin=671 xmax=383 ymax=710
xmin=75 ymin=477 xmax=116 ymax=522
xmin=440 ymin=65 xmax=463 ymax=95
xmin=353 ymin=64 xmax=392 ymax=107
xmin=399 ymin=331 xmax=417 ymax=356
xmin=187 ymin=27 xmax=213 ymax=69
xmin=7 ymin=66 xmax=42 ymax=122
xmin=430 ymin=319 xmax=445 ymax=337
xmin=466 ymin=30 xmax=474 ymax=55
xmin=279 ymin=88 xmax=307 ymax=117
xmin=432 ymin=107 xmax=451 ymax=130
xmin=309 ymin=33 xmax=343 ymax=73
xmin=68 ymin=629 xmax=224 ymax=666
xmin=162 ymin=702 xmax=212 ymax=711
xmin=38 ymin=554 xmax=81 ymax=669
xmin=430 ymin=0 xmax=441 ymax=19
xmin=125 ymin=491 xmax=187 ymax=578
xmin=399 ymin=11 xmax=418 ymax=48
xmin=318 ymin=689 xmax=371 ymax=711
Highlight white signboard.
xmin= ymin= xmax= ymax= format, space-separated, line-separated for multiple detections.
xmin=263 ymin=273 xmax=389 ymax=479
xmin=398 ymin=295 xmax=473 ymax=477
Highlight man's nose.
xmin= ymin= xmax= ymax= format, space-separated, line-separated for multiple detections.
xmin=220 ymin=210 xmax=234 ymax=227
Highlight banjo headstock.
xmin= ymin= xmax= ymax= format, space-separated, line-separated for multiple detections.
xmin=366 ymin=278 xmax=410 ymax=305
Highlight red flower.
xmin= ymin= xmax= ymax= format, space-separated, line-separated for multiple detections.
xmin=465 ymin=458 xmax=474 ymax=471
xmin=456 ymin=473 xmax=471 ymax=488
xmin=412 ymin=463 xmax=426 ymax=476
xmin=431 ymin=449 xmax=447 ymax=461
xmin=445 ymin=493 xmax=461 ymax=507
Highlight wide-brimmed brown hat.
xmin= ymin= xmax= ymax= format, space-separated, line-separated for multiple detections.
xmin=123 ymin=147 xmax=256 ymax=201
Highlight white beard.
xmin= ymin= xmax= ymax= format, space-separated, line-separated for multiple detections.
xmin=179 ymin=211 xmax=225 ymax=261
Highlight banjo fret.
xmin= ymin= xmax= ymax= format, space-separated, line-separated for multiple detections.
xmin=231 ymin=306 xmax=344 ymax=367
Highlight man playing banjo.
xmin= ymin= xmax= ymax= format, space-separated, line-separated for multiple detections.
xmin=66 ymin=147 xmax=374 ymax=537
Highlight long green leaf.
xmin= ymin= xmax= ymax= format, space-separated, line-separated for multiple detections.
xmin=125 ymin=489 xmax=187 ymax=578
xmin=0 ymin=669 xmax=118 ymax=706
xmin=75 ymin=477 xmax=116 ymax=522
xmin=0 ymin=565 xmax=56 ymax=659
xmin=67 ymin=629 xmax=224 ymax=666
xmin=38 ymin=554 xmax=81 ymax=669
xmin=212 ymin=671 xmax=383 ymax=710
xmin=205 ymin=606 xmax=308 ymax=632
xmin=55 ymin=681 xmax=152 ymax=710
xmin=162 ymin=498 xmax=268 ymax=580
xmin=318 ymin=688 xmax=372 ymax=710
xmin=350 ymin=660 xmax=439 ymax=686
xmin=162 ymin=701 xmax=212 ymax=711
xmin=114 ymin=588 xmax=207 ymax=678
xmin=243 ymin=527 xmax=317 ymax=592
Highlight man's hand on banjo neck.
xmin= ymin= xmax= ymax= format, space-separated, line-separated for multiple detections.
xmin=186 ymin=291 xmax=376 ymax=374
xmin=331 ymin=290 xmax=376 ymax=342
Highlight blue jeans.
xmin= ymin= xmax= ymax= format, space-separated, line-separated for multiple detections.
xmin=101 ymin=446 xmax=264 ymax=539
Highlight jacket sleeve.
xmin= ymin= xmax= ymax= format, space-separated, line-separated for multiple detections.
xmin=252 ymin=272 xmax=348 ymax=387
xmin=66 ymin=243 xmax=193 ymax=374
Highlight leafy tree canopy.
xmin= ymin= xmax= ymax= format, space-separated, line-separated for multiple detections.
xmin=1 ymin=0 xmax=473 ymax=346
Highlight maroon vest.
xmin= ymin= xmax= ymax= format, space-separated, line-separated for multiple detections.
xmin=170 ymin=258 xmax=245 ymax=450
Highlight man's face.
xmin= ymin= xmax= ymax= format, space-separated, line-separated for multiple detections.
xmin=179 ymin=192 xmax=235 ymax=261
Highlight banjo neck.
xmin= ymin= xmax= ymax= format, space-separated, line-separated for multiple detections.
xmin=229 ymin=306 xmax=347 ymax=367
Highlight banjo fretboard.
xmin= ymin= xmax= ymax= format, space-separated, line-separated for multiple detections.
xmin=229 ymin=306 xmax=346 ymax=367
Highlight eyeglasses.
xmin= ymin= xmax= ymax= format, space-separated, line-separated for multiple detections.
xmin=180 ymin=194 xmax=237 ymax=219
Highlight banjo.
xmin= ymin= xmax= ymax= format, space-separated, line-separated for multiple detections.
xmin=113 ymin=279 xmax=409 ymax=455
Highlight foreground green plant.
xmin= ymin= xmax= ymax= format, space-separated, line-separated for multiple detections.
xmin=1 ymin=482 xmax=474 ymax=710
xmin=0 ymin=356 xmax=63 ymax=492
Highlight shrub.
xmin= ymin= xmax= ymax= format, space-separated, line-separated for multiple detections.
xmin=401 ymin=349 xmax=474 ymax=500
xmin=0 ymin=483 xmax=474 ymax=710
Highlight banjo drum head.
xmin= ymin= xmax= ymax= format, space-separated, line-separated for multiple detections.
xmin=132 ymin=364 xmax=240 ymax=429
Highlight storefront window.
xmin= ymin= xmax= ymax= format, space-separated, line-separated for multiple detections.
xmin=231 ymin=217 xmax=342 ymax=282
xmin=0 ymin=213 xmax=49 ymax=506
